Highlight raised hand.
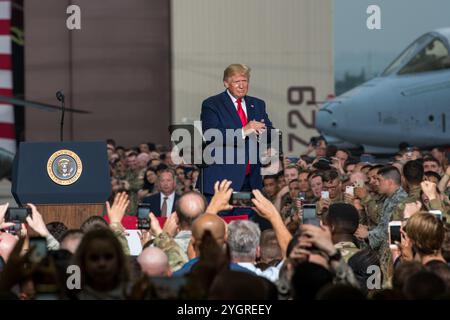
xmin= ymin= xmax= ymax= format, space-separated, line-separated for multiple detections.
xmin=0 ymin=203 xmax=14 ymax=230
xmin=205 ymin=180 xmax=233 ymax=214
xmin=106 ymin=191 xmax=130 ymax=224
xmin=25 ymin=203 xmax=49 ymax=237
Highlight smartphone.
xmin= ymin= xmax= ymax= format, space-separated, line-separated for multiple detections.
xmin=389 ymin=221 xmax=402 ymax=246
xmin=429 ymin=210 xmax=443 ymax=221
xmin=296 ymin=191 xmax=306 ymax=207
xmin=29 ymin=237 xmax=48 ymax=264
xmin=137 ymin=204 xmax=151 ymax=230
xmin=321 ymin=191 xmax=329 ymax=199
xmin=302 ymin=204 xmax=320 ymax=227
xmin=5 ymin=207 xmax=32 ymax=223
xmin=229 ymin=192 xmax=254 ymax=207
xmin=345 ymin=186 xmax=354 ymax=196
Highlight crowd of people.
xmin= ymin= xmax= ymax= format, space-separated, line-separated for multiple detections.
xmin=0 ymin=137 xmax=449 ymax=300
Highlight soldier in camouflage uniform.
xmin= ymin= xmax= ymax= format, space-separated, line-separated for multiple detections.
xmin=335 ymin=241 xmax=360 ymax=263
xmin=358 ymin=165 xmax=385 ymax=228
xmin=392 ymin=161 xmax=450 ymax=222
xmin=154 ymin=231 xmax=188 ymax=272
xmin=114 ymin=152 xmax=143 ymax=216
xmin=324 ymin=203 xmax=361 ymax=263
xmin=392 ymin=160 xmax=423 ymax=221
xmin=421 ymin=180 xmax=450 ymax=222
xmin=280 ymin=180 xmax=301 ymax=222
xmin=316 ymin=169 xmax=344 ymax=219
xmin=358 ymin=166 xmax=407 ymax=287
xmin=359 ymin=192 xmax=386 ymax=229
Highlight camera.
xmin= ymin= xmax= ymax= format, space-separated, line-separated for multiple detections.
xmin=5 ymin=207 xmax=32 ymax=234
xmin=5 ymin=207 xmax=32 ymax=223
xmin=137 ymin=204 xmax=151 ymax=230
xmin=310 ymin=136 xmax=320 ymax=146
xmin=287 ymin=157 xmax=300 ymax=164
xmin=229 ymin=192 xmax=254 ymax=207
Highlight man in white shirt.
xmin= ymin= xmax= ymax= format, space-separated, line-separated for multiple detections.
xmin=227 ymin=220 xmax=282 ymax=283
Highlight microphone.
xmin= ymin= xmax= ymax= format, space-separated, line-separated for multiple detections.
xmin=56 ymin=91 xmax=65 ymax=102
xmin=57 ymin=90 xmax=66 ymax=141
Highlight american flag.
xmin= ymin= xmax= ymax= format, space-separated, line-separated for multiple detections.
xmin=0 ymin=0 xmax=14 ymax=153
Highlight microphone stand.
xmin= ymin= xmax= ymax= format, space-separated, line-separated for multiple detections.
xmin=56 ymin=91 xmax=65 ymax=141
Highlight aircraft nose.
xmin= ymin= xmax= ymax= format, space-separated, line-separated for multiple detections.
xmin=316 ymin=107 xmax=337 ymax=135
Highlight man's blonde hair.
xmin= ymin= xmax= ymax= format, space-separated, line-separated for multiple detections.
xmin=223 ymin=64 xmax=251 ymax=82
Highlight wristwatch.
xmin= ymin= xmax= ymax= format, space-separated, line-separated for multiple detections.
xmin=328 ymin=250 xmax=342 ymax=262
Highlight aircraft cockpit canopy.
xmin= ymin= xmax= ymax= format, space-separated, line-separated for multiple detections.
xmin=382 ymin=33 xmax=450 ymax=76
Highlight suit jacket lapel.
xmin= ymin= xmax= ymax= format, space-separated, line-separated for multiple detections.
xmin=244 ymin=96 xmax=255 ymax=122
xmin=221 ymin=91 xmax=244 ymax=128
xmin=157 ymin=193 xmax=162 ymax=215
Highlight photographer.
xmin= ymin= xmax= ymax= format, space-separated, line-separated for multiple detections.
xmin=316 ymin=169 xmax=344 ymax=218
xmin=0 ymin=202 xmax=60 ymax=252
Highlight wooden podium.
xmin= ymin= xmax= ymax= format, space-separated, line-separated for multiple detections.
xmin=12 ymin=141 xmax=111 ymax=229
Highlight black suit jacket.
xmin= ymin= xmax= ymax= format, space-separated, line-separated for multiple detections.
xmin=142 ymin=192 xmax=179 ymax=217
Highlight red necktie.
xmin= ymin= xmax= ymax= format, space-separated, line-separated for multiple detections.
xmin=237 ymin=98 xmax=250 ymax=175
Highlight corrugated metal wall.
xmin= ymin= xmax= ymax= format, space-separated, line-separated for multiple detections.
xmin=171 ymin=0 xmax=334 ymax=155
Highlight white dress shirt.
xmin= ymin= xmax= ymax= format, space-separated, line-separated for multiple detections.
xmin=227 ymin=90 xmax=248 ymax=139
xmin=237 ymin=261 xmax=283 ymax=283
xmin=227 ymin=89 xmax=248 ymax=118
xmin=160 ymin=191 xmax=175 ymax=216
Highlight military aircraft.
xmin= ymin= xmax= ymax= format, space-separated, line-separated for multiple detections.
xmin=316 ymin=28 xmax=450 ymax=154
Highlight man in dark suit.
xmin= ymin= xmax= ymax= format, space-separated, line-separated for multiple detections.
xmin=142 ymin=169 xmax=179 ymax=217
xmin=199 ymin=64 xmax=274 ymax=196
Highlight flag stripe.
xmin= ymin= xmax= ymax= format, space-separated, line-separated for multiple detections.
xmin=0 ymin=2 xmax=10 ymax=20
xmin=0 ymin=69 xmax=12 ymax=89
xmin=0 ymin=87 xmax=11 ymax=96
xmin=0 ymin=122 xmax=15 ymax=139
xmin=0 ymin=53 xmax=11 ymax=69
xmin=0 ymin=20 xmax=10 ymax=35
xmin=0 ymin=137 xmax=15 ymax=152
xmin=0 ymin=104 xmax=14 ymax=123
xmin=0 ymin=1 xmax=14 ymax=153
xmin=0 ymin=35 xmax=11 ymax=54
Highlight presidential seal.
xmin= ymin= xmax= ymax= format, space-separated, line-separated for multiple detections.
xmin=47 ymin=150 xmax=82 ymax=185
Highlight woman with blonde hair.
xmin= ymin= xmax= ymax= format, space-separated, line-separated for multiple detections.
xmin=404 ymin=212 xmax=446 ymax=265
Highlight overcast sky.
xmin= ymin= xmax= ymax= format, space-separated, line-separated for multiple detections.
xmin=334 ymin=0 xmax=450 ymax=78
